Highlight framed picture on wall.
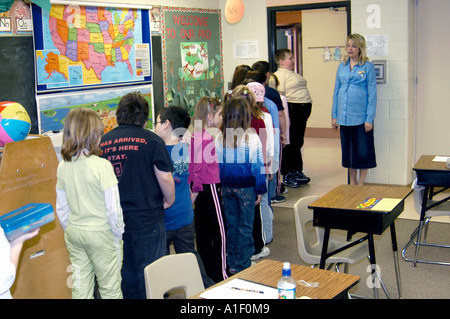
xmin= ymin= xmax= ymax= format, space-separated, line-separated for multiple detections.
xmin=373 ymin=60 xmax=386 ymax=84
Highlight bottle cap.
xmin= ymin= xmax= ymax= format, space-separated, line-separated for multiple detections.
xmin=282 ymin=262 xmax=291 ymax=276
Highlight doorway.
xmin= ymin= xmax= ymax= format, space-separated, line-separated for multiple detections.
xmin=267 ymin=1 xmax=351 ymax=72
xmin=267 ymin=1 xmax=351 ymax=134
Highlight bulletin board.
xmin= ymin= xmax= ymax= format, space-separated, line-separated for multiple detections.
xmin=161 ymin=7 xmax=223 ymax=114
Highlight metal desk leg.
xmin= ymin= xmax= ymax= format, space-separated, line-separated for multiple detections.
xmin=319 ymin=228 xmax=330 ymax=269
xmin=368 ymin=234 xmax=378 ymax=299
xmin=390 ymin=223 xmax=402 ymax=298
xmin=413 ymin=186 xmax=429 ymax=267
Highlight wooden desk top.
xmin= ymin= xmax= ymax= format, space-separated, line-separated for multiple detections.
xmin=413 ymin=155 xmax=450 ymax=171
xmin=309 ymin=184 xmax=412 ymax=213
xmin=193 ymin=259 xmax=360 ymax=299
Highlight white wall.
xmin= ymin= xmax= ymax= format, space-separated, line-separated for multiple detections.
xmin=218 ymin=0 xmax=269 ymax=87
xmin=351 ymin=0 xmax=415 ymax=185
xmin=416 ymin=0 xmax=450 ymax=159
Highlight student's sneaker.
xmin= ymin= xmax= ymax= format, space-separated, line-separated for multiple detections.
xmin=251 ymin=246 xmax=270 ymax=261
xmin=282 ymin=173 xmax=299 ymax=188
xmin=280 ymin=184 xmax=288 ymax=195
xmin=292 ymin=171 xmax=311 ymax=184
xmin=271 ymin=195 xmax=286 ymax=204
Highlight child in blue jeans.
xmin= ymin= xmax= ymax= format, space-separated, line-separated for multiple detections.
xmin=215 ymin=95 xmax=267 ymax=274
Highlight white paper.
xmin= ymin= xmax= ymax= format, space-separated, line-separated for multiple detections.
xmin=432 ymin=156 xmax=450 ymax=162
xmin=233 ymin=40 xmax=260 ymax=59
xmin=364 ymin=34 xmax=388 ymax=56
xmin=199 ymin=278 xmax=278 ymax=299
xmin=135 ymin=43 xmax=151 ymax=76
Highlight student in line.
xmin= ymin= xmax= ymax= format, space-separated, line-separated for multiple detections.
xmin=155 ymin=105 xmax=214 ymax=288
xmin=246 ymin=81 xmax=276 ymax=249
xmin=189 ymin=97 xmax=228 ymax=283
xmin=100 ymin=92 xmax=175 ymax=299
xmin=274 ymin=48 xmax=313 ymax=188
xmin=228 ymin=85 xmax=270 ymax=263
xmin=56 ymin=108 xmax=124 ymax=299
xmin=216 ymin=95 xmax=267 ymax=274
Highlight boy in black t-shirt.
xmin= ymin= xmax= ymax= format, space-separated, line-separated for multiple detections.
xmin=100 ymin=92 xmax=175 ymax=299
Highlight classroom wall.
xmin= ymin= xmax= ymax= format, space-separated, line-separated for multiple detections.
xmin=351 ymin=0 xmax=415 ymax=185
xmin=415 ymin=0 xmax=450 ymax=160
xmin=218 ymin=0 xmax=269 ymax=88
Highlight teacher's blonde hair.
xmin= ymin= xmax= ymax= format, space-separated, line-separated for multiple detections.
xmin=344 ymin=33 xmax=369 ymax=65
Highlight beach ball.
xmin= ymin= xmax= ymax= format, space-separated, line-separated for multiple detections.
xmin=0 ymin=101 xmax=31 ymax=147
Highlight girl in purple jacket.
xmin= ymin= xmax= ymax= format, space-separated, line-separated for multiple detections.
xmin=189 ymin=97 xmax=228 ymax=282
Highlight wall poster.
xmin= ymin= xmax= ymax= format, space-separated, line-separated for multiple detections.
xmin=36 ymin=84 xmax=153 ymax=134
xmin=161 ymin=6 xmax=223 ymax=114
xmin=31 ymin=3 xmax=153 ymax=134
xmin=32 ymin=3 xmax=152 ymax=93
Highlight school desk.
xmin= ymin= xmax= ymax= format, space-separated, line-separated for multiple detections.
xmin=309 ymin=184 xmax=412 ymax=299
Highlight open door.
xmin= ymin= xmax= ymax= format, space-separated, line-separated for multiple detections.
xmin=267 ymin=1 xmax=351 ymax=136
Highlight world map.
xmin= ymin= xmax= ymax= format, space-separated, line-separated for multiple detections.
xmin=36 ymin=4 xmax=143 ymax=89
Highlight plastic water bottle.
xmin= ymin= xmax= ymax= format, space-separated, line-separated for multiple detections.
xmin=278 ymin=262 xmax=296 ymax=299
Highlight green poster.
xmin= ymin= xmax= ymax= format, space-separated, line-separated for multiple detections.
xmin=162 ymin=7 xmax=223 ymax=114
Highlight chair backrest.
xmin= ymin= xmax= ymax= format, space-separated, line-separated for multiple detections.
xmin=412 ymin=181 xmax=425 ymax=215
xmin=412 ymin=179 xmax=450 ymax=217
xmin=293 ymin=195 xmax=320 ymax=264
xmin=144 ymin=252 xmax=205 ymax=299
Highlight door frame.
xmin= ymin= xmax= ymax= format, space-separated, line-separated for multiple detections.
xmin=267 ymin=1 xmax=351 ymax=71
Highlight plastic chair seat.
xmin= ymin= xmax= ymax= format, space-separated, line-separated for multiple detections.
xmin=144 ymin=252 xmax=205 ymax=299
xmin=294 ymin=195 xmax=368 ymax=268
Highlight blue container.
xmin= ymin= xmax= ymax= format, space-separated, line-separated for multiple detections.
xmin=0 ymin=203 xmax=54 ymax=241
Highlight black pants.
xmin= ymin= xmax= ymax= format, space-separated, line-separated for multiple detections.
xmin=253 ymin=203 xmax=264 ymax=255
xmin=194 ymin=183 xmax=228 ymax=283
xmin=281 ymin=102 xmax=312 ymax=175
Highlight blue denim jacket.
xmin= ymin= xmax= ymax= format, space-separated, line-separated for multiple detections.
xmin=332 ymin=60 xmax=377 ymax=126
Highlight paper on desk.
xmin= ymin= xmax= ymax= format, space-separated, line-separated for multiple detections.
xmin=357 ymin=198 xmax=401 ymax=211
xmin=199 ymin=278 xmax=278 ymax=299
xmin=432 ymin=156 xmax=450 ymax=162
xmin=370 ymin=198 xmax=402 ymax=211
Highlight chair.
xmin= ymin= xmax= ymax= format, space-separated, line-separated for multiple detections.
xmin=294 ymin=196 xmax=369 ymax=272
xmin=401 ymin=182 xmax=450 ymax=266
xmin=144 ymin=253 xmax=205 ymax=299
xmin=294 ymin=196 xmax=394 ymax=298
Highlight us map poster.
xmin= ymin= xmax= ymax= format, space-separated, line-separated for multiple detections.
xmin=32 ymin=4 xmax=152 ymax=92
xmin=161 ymin=7 xmax=223 ymax=114
xmin=31 ymin=3 xmax=153 ymax=133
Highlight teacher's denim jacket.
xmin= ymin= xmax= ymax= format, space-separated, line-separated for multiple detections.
xmin=332 ymin=59 xmax=377 ymax=126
